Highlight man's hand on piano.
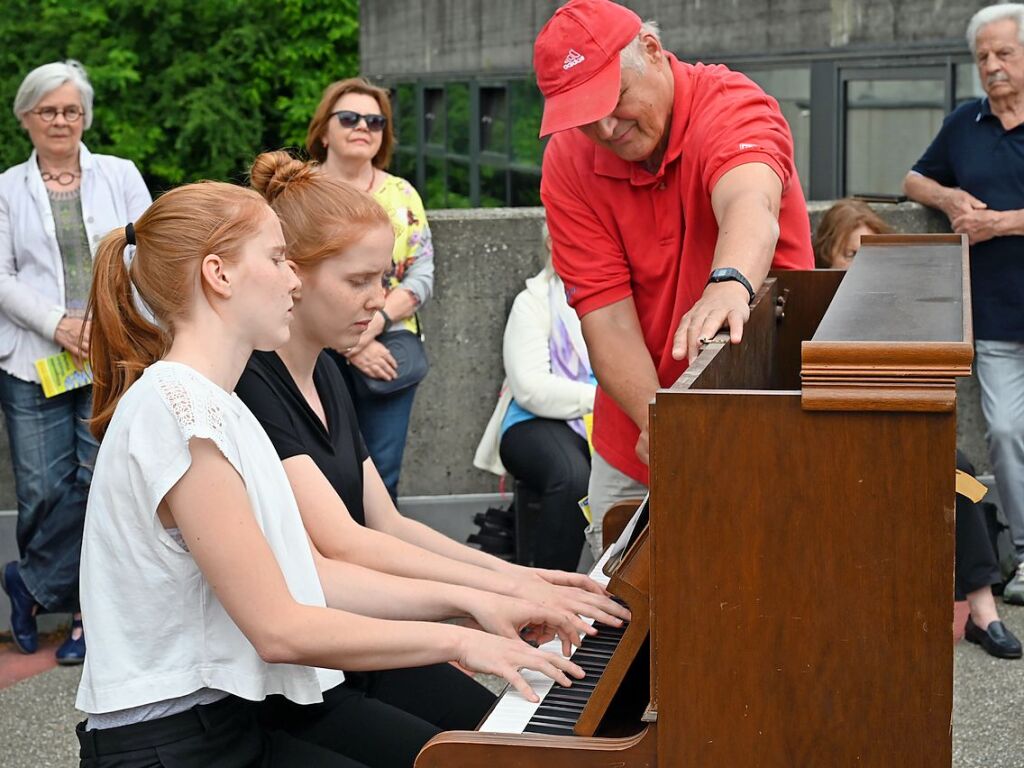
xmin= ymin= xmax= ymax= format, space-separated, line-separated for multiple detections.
xmin=456 ymin=631 xmax=586 ymax=704
xmin=509 ymin=571 xmax=631 ymax=627
xmin=672 ymin=280 xmax=752 ymax=364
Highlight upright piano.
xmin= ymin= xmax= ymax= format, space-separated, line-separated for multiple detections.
xmin=417 ymin=234 xmax=971 ymax=767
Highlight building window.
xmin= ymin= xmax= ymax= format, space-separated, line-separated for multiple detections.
xmin=392 ymin=84 xmax=417 ymax=184
xmin=842 ymin=75 xmax=945 ymax=197
xmin=741 ymin=67 xmax=811 ymax=198
xmin=385 ymin=78 xmax=544 ymax=208
xmin=955 ymin=63 xmax=984 ymax=104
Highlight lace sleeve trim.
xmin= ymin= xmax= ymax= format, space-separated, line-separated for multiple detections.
xmin=152 ymin=365 xmax=231 ymax=459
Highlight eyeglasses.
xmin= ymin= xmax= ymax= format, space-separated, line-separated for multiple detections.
xmin=32 ymin=106 xmax=84 ymax=123
xmin=331 ymin=110 xmax=387 ymax=132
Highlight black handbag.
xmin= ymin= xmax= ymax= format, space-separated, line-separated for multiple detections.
xmin=349 ymin=329 xmax=429 ymax=398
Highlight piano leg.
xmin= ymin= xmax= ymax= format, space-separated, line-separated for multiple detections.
xmin=414 ymin=723 xmax=656 ymax=768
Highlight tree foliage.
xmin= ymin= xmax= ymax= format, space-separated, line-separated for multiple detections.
xmin=0 ymin=0 xmax=359 ymax=193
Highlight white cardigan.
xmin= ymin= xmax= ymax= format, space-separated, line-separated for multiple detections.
xmin=0 ymin=144 xmax=151 ymax=381
xmin=474 ymin=268 xmax=596 ymax=476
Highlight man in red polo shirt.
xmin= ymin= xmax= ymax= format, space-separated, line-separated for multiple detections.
xmin=535 ymin=0 xmax=814 ymax=556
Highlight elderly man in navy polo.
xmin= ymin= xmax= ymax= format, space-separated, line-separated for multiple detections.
xmin=904 ymin=3 xmax=1024 ymax=605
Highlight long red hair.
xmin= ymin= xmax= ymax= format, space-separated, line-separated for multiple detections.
xmin=87 ymin=182 xmax=270 ymax=438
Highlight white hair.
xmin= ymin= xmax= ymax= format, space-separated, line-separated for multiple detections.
xmin=13 ymin=60 xmax=94 ymax=130
xmin=967 ymin=4 xmax=1024 ymax=53
xmin=619 ymin=21 xmax=662 ymax=72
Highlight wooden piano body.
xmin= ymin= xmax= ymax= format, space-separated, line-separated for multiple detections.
xmin=417 ymin=234 xmax=971 ymax=767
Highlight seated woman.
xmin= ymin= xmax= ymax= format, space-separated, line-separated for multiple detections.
xmin=76 ymin=181 xmax=584 ymax=767
xmin=812 ymin=198 xmax=893 ymax=269
xmin=237 ymin=153 xmax=628 ymax=735
xmin=957 ymin=451 xmax=1021 ymax=660
xmin=474 ymin=224 xmax=595 ymax=571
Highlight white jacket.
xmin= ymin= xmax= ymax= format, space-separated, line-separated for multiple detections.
xmin=0 ymin=144 xmax=151 ymax=381
xmin=474 ymin=268 xmax=596 ymax=476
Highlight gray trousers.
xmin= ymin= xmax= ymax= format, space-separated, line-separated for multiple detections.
xmin=585 ymin=451 xmax=648 ymax=559
xmin=976 ymin=339 xmax=1024 ymax=565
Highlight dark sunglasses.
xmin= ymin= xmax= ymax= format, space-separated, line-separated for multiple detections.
xmin=331 ymin=110 xmax=387 ymax=132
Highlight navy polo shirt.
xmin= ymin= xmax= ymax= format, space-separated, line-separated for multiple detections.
xmin=913 ymin=98 xmax=1024 ymax=340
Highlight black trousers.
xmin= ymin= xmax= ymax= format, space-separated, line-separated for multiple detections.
xmin=499 ymin=418 xmax=590 ymax=571
xmin=342 ymin=662 xmax=496 ymax=731
xmin=77 ymin=692 xmax=378 ymax=768
xmin=77 ymin=664 xmax=494 ymax=768
xmin=955 ymin=450 xmax=1003 ymax=600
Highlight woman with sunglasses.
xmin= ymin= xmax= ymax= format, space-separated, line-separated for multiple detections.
xmin=306 ymin=78 xmax=432 ymax=502
xmin=0 ymin=60 xmax=151 ymax=665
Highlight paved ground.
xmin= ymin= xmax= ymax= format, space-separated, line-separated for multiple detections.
xmin=2 ymin=500 xmax=1022 ymax=765
xmin=0 ymin=604 xmax=1021 ymax=766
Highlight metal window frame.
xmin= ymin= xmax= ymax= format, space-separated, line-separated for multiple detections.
xmin=837 ymin=63 xmax=951 ymax=197
xmin=385 ymin=44 xmax=979 ymax=207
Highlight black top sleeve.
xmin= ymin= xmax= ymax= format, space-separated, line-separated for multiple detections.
xmin=235 ymin=365 xmax=308 ymax=461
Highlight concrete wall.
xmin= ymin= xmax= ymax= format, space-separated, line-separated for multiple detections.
xmin=0 ymin=201 xmax=985 ymax=503
xmin=360 ymin=0 xmax=974 ymax=79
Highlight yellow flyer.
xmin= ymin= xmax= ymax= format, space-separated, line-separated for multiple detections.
xmin=34 ymin=351 xmax=93 ymax=398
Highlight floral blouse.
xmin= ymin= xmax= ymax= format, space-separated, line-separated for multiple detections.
xmin=373 ymin=174 xmax=434 ymax=335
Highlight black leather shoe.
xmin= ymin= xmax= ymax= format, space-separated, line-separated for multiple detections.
xmin=965 ymin=616 xmax=1023 ymax=659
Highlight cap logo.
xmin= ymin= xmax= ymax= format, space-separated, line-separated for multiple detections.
xmin=562 ymin=48 xmax=586 ymax=70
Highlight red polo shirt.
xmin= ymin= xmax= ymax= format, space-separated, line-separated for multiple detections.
xmin=541 ymin=55 xmax=813 ymax=485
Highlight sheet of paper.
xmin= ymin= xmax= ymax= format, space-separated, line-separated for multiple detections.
xmin=955 ymin=469 xmax=988 ymax=503
xmin=605 ymin=493 xmax=649 ymax=561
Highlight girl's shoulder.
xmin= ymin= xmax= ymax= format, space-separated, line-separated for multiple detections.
xmin=116 ymin=361 xmax=241 ymax=449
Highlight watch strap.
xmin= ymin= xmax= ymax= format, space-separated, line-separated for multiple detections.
xmin=707 ymin=267 xmax=755 ymax=303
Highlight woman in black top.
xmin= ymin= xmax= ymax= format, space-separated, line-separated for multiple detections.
xmin=238 ymin=152 xmax=630 ymax=734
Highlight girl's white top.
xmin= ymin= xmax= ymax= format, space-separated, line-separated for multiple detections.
xmin=76 ymin=360 xmax=344 ymax=714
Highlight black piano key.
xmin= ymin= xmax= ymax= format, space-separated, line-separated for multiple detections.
xmin=536 ymin=701 xmax=586 ymax=717
xmin=577 ymin=651 xmax=614 ymax=663
xmin=524 ymin=723 xmax=576 ymax=736
xmin=534 ymin=701 xmax=585 ymax=717
xmin=561 ymin=684 xmax=598 ymax=696
xmin=529 ymin=712 xmax=582 ymax=727
xmin=542 ymin=688 xmax=592 ymax=704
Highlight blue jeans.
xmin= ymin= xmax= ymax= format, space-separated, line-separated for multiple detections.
xmin=0 ymin=371 xmax=98 ymax=611
xmin=333 ymin=352 xmax=418 ymax=502
xmin=975 ymin=339 xmax=1024 ymax=566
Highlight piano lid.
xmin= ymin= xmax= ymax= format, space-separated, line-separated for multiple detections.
xmin=811 ymin=234 xmax=967 ymax=344
xmin=801 ymin=233 xmax=974 ymax=413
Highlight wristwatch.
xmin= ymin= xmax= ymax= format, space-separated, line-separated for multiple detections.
xmin=379 ymin=308 xmax=393 ymax=333
xmin=707 ymin=267 xmax=755 ymax=303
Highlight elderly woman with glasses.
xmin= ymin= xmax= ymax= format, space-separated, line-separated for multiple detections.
xmin=0 ymin=60 xmax=151 ymax=665
xmin=306 ymin=78 xmax=434 ymax=502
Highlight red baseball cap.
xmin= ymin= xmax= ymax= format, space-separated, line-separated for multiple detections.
xmin=533 ymin=0 xmax=642 ymax=137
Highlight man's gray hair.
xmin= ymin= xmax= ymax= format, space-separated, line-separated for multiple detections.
xmin=13 ymin=60 xmax=94 ymax=130
xmin=967 ymin=4 xmax=1024 ymax=54
xmin=620 ymin=21 xmax=662 ymax=72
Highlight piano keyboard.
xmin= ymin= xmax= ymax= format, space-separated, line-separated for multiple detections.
xmin=479 ymin=546 xmax=625 ymax=735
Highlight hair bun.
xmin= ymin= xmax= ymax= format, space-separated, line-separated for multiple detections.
xmin=250 ymin=150 xmax=316 ymax=204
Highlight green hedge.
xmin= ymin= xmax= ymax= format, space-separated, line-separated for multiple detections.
xmin=0 ymin=0 xmax=359 ymax=192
